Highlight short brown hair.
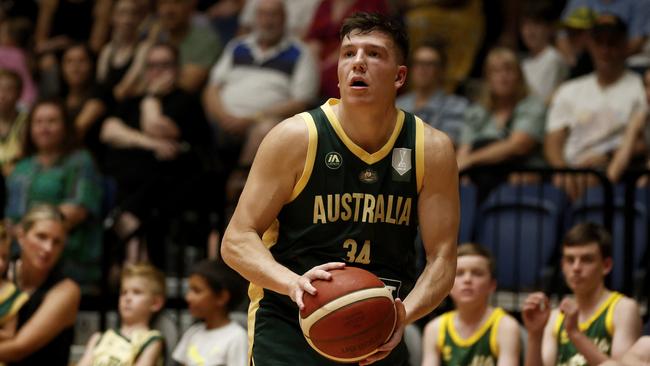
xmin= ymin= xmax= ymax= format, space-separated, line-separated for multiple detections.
xmin=562 ymin=222 xmax=612 ymax=259
xmin=340 ymin=12 xmax=409 ymax=64
xmin=121 ymin=263 xmax=166 ymax=298
xmin=457 ymin=243 xmax=495 ymax=277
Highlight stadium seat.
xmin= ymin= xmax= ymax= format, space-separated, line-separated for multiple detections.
xmin=477 ymin=183 xmax=569 ymax=290
xmin=459 ymin=183 xmax=478 ymax=243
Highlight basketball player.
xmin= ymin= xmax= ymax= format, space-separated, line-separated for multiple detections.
xmin=221 ymin=11 xmax=459 ymax=366
xmin=600 ymin=336 xmax=650 ymax=366
xmin=522 ymin=222 xmax=641 ymax=366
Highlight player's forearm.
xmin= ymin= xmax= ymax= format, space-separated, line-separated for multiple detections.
xmin=568 ymin=331 xmax=609 ymax=365
xmin=402 ymin=250 xmax=455 ymax=324
xmin=524 ymin=333 xmax=544 ymax=366
xmin=221 ymin=229 xmax=298 ymax=296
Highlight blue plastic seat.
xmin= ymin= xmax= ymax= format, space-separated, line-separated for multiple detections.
xmin=477 ymin=183 xmax=569 ymax=290
xmin=459 ymin=183 xmax=477 ymax=243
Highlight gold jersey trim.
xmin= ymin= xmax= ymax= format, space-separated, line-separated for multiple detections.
xmin=553 ymin=291 xmax=622 ymax=338
xmin=414 ymin=116 xmax=425 ymax=193
xmin=441 ymin=307 xmax=505 ymax=349
xmin=288 ymin=113 xmax=318 ymax=202
xmin=247 ymin=283 xmax=264 ymax=365
xmin=321 ymin=99 xmax=405 ymax=165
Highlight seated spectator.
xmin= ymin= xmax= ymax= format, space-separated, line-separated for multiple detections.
xmin=396 ymin=42 xmax=468 ymax=146
xmin=239 ymin=0 xmax=319 ymax=38
xmin=172 ymin=259 xmax=247 ymax=366
xmin=557 ymin=0 xmax=650 ymax=57
xmin=400 ymin=0 xmax=485 ymax=93
xmin=522 ymin=222 xmax=641 ymax=366
xmin=0 ymin=69 xmax=28 ymax=176
xmin=421 ymin=243 xmax=520 ymax=366
xmin=157 ymin=0 xmax=221 ymax=93
xmin=77 ymin=263 xmax=165 ymax=366
xmin=0 ymin=223 xmax=28 ymax=340
xmin=203 ymin=0 xmax=318 ymax=204
xmin=304 ymin=0 xmax=389 ymax=99
xmin=34 ymin=0 xmax=111 ymax=96
xmin=0 ymin=18 xmax=37 ymax=110
xmin=559 ymin=7 xmax=596 ymax=79
xmin=100 ymin=42 xmax=212 ymax=267
xmin=457 ymin=47 xmax=546 ymax=198
xmin=97 ymin=0 xmax=154 ymax=103
xmin=5 ymin=99 xmax=103 ymax=291
xmin=607 ymin=67 xmax=650 ymax=183
xmin=199 ymin=0 xmax=246 ymax=45
xmin=545 ymin=15 xmax=647 ymax=199
xmin=520 ymin=1 xmax=568 ymax=103
xmin=57 ymin=44 xmax=107 ymax=142
xmin=0 ymin=204 xmax=80 ymax=365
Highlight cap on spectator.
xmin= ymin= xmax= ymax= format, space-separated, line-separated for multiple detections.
xmin=563 ymin=7 xmax=596 ymax=29
xmin=591 ymin=13 xmax=627 ymax=39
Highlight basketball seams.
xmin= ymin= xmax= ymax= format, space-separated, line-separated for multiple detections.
xmin=299 ymin=287 xmax=393 ymax=334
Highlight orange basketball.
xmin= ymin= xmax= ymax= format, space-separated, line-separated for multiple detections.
xmin=299 ymin=266 xmax=396 ymax=363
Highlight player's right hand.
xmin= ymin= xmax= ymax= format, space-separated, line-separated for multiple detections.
xmin=290 ymin=262 xmax=346 ymax=311
xmin=522 ymin=292 xmax=551 ymax=335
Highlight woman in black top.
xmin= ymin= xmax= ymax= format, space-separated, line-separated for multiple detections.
xmin=1 ymin=204 xmax=80 ymax=365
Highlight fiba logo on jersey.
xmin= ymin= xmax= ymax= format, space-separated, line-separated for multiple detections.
xmin=325 ymin=152 xmax=342 ymax=169
xmin=392 ymin=148 xmax=411 ymax=176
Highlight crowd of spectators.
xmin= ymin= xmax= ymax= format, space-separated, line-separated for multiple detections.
xmin=0 ymin=0 xmax=649 ymax=363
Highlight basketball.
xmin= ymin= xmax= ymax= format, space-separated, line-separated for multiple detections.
xmin=299 ymin=266 xmax=396 ymax=363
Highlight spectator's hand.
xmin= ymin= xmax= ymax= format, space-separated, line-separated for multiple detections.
xmin=456 ymin=154 xmax=473 ymax=172
xmin=220 ymin=114 xmax=254 ymax=136
xmin=522 ymin=292 xmax=551 ymax=336
xmin=607 ymin=154 xmax=627 ymax=183
xmin=290 ymin=262 xmax=346 ymax=310
xmin=149 ymin=138 xmax=180 ymax=160
xmin=358 ymin=298 xmax=406 ymax=365
xmin=559 ymin=298 xmax=579 ymax=337
xmin=552 ymin=173 xmax=584 ymax=201
xmin=147 ymin=69 xmax=175 ymax=96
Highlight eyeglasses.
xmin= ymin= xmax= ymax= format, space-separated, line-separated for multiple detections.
xmin=146 ymin=61 xmax=176 ymax=70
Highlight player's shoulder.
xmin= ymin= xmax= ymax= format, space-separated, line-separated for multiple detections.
xmin=498 ymin=311 xmax=521 ymax=334
xmin=261 ymin=114 xmax=311 ymax=151
xmin=613 ymin=294 xmax=640 ymax=316
xmin=423 ymin=312 xmax=447 ymax=336
xmin=421 ymin=122 xmax=454 ymax=152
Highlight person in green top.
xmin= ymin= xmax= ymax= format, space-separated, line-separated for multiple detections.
xmin=5 ymin=99 xmax=103 ymax=292
xmin=422 ymin=243 xmax=521 ymax=366
xmin=522 ymin=222 xmax=642 ymax=366
xmin=221 ymin=12 xmax=459 ymax=366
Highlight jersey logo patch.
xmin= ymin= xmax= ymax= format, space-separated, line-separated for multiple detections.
xmin=325 ymin=152 xmax=342 ymax=169
xmin=392 ymin=148 xmax=412 ymax=182
xmin=379 ymin=277 xmax=402 ymax=299
xmin=359 ymin=168 xmax=378 ymax=184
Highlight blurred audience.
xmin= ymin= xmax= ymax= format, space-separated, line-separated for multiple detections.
xmin=0 ymin=69 xmax=28 ymax=176
xmin=240 ymin=0 xmax=320 ymax=38
xmin=457 ymin=47 xmax=546 ymax=198
xmin=157 ymin=0 xmax=221 ymax=93
xmin=0 ymin=18 xmax=37 ymax=110
xmin=203 ymin=0 xmax=317 ymax=205
xmin=560 ymin=7 xmax=596 ymax=79
xmin=397 ymin=42 xmax=468 ymax=145
xmin=2 ymin=204 xmax=80 ymax=366
xmin=100 ymin=43 xmax=211 ymax=267
xmin=305 ymin=0 xmax=389 ymax=99
xmin=5 ymin=99 xmax=103 ymax=291
xmin=545 ymin=15 xmax=647 ymax=199
xmin=400 ymin=0 xmax=484 ymax=93
xmin=520 ymin=1 xmax=568 ymax=103
xmin=198 ymin=0 xmax=245 ymax=45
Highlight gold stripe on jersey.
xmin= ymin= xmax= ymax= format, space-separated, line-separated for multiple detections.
xmin=289 ymin=113 xmax=318 ymax=202
xmin=604 ymin=293 xmax=622 ymax=335
xmin=489 ymin=309 xmax=505 ymax=357
xmin=247 ymin=284 xmax=264 ymax=365
xmin=415 ymin=116 xmax=425 ymax=193
xmin=553 ymin=292 xmax=622 ymax=338
xmin=447 ymin=308 xmax=505 ymax=347
xmin=322 ymin=99 xmax=405 ymax=165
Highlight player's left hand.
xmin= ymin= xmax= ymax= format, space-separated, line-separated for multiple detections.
xmin=358 ymin=298 xmax=406 ymax=366
xmin=559 ymin=297 xmax=579 ymax=336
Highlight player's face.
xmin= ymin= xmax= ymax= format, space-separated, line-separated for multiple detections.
xmin=185 ymin=274 xmax=226 ymax=319
xmin=450 ymin=255 xmax=495 ymax=305
xmin=561 ymin=243 xmax=612 ymax=295
xmin=337 ymin=30 xmax=406 ymax=105
xmin=18 ymin=219 xmax=66 ymax=273
xmin=119 ymin=277 xmax=161 ymax=324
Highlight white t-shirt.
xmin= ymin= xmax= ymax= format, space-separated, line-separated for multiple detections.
xmin=547 ymin=71 xmax=647 ymax=164
xmin=172 ymin=321 xmax=248 ymax=366
xmin=523 ymin=46 xmax=568 ymax=102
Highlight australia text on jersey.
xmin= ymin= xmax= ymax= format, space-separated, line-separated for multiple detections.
xmin=313 ymin=193 xmax=413 ymax=225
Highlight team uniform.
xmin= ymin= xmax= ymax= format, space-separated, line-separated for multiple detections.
xmin=436 ymin=308 xmax=506 ymax=366
xmin=89 ymin=328 xmax=164 ymax=366
xmin=248 ymin=98 xmax=425 ymax=365
xmin=553 ymin=292 xmax=622 ymax=366
xmin=0 ymin=282 xmax=28 ymax=326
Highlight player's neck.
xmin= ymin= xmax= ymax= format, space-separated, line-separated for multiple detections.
xmin=335 ymin=101 xmax=398 ymax=153
xmin=575 ymin=284 xmax=609 ymax=315
xmin=204 ymin=309 xmax=231 ymax=330
xmin=454 ymin=305 xmax=492 ymax=337
xmin=120 ymin=321 xmax=150 ymax=337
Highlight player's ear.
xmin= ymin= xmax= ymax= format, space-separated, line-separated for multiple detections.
xmin=394 ymin=65 xmax=407 ymax=88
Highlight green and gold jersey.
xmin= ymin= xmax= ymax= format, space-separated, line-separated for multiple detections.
xmin=91 ymin=328 xmax=163 ymax=366
xmin=0 ymin=282 xmax=28 ymax=326
xmin=554 ymin=292 xmax=622 ymax=366
xmin=248 ymin=99 xmax=425 ymax=365
xmin=436 ymin=308 xmax=505 ymax=366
